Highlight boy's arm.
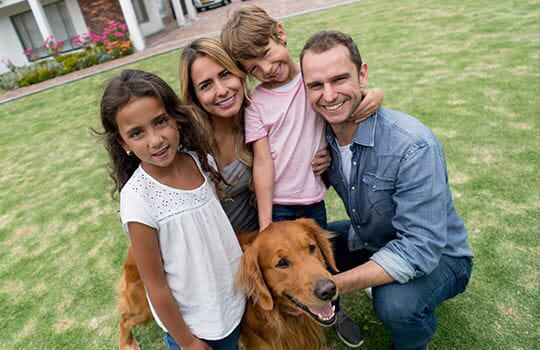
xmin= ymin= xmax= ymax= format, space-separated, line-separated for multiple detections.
xmin=349 ymin=88 xmax=385 ymax=123
xmin=129 ymin=222 xmax=211 ymax=350
xmin=252 ymin=136 xmax=274 ymax=231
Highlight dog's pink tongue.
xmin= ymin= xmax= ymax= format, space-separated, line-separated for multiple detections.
xmin=308 ymin=302 xmax=333 ymax=317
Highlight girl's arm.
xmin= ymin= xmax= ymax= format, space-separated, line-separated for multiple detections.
xmin=349 ymin=88 xmax=385 ymax=123
xmin=128 ymin=222 xmax=211 ymax=350
xmin=252 ymin=136 xmax=274 ymax=231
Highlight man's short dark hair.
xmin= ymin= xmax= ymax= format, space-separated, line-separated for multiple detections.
xmin=300 ymin=30 xmax=363 ymax=73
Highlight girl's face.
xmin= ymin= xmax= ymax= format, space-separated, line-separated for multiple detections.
xmin=191 ymin=55 xmax=244 ymax=119
xmin=116 ymin=96 xmax=180 ymax=172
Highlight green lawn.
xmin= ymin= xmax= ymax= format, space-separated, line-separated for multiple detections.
xmin=1 ymin=0 xmax=538 ymax=348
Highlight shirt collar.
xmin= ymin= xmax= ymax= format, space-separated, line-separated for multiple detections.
xmin=325 ymin=111 xmax=377 ymax=148
xmin=352 ymin=112 xmax=377 ymax=147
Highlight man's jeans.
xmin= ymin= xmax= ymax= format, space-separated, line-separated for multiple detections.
xmin=272 ymin=200 xmax=327 ymax=229
xmin=328 ymin=220 xmax=473 ymax=350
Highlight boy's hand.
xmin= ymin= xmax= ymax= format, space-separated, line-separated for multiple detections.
xmin=349 ymin=88 xmax=384 ymax=124
xmin=312 ymin=148 xmax=331 ymax=176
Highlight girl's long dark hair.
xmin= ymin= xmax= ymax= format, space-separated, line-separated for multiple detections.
xmin=95 ymin=69 xmax=225 ymax=199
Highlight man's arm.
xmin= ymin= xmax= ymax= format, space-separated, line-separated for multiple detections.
xmin=336 ymin=141 xmax=449 ymax=294
xmin=371 ymin=141 xmax=448 ymax=283
xmin=334 ymin=260 xmax=394 ymax=295
xmin=252 ymin=137 xmax=274 ymax=231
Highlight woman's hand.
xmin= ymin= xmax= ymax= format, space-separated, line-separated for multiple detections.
xmin=312 ymin=148 xmax=331 ymax=176
xmin=349 ymin=88 xmax=384 ymax=123
xmin=182 ymin=337 xmax=212 ymax=350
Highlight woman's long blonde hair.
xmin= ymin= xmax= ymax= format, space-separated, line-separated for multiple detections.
xmin=179 ymin=37 xmax=252 ymax=167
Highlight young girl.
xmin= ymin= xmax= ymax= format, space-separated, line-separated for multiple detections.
xmin=99 ymin=69 xmax=244 ymax=350
xmin=178 ymin=37 xmax=331 ymax=232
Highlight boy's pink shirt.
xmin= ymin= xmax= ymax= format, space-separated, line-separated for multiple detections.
xmin=244 ymin=75 xmax=327 ymax=205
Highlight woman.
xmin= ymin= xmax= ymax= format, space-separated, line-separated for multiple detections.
xmin=179 ymin=37 xmax=260 ymax=231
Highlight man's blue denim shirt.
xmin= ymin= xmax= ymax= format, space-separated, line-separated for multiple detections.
xmin=326 ymin=108 xmax=474 ymax=283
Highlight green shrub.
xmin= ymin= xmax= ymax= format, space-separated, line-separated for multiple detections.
xmin=16 ymin=61 xmax=62 ymax=87
xmin=0 ymin=71 xmax=19 ymax=90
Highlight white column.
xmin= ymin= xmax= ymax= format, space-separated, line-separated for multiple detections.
xmin=184 ymin=0 xmax=197 ymax=20
xmin=118 ymin=0 xmax=146 ymax=51
xmin=170 ymin=0 xmax=186 ymax=27
xmin=27 ymin=0 xmax=53 ymax=41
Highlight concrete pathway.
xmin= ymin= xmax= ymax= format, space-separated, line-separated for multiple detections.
xmin=0 ymin=0 xmax=361 ymax=104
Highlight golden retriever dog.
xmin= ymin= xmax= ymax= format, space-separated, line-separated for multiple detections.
xmin=117 ymin=247 xmax=152 ymax=350
xmin=117 ymin=218 xmax=338 ymax=350
xmin=237 ymin=218 xmax=338 ymax=350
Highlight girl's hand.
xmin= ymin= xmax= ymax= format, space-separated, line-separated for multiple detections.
xmin=349 ymin=88 xmax=384 ymax=124
xmin=182 ymin=337 xmax=212 ymax=350
xmin=312 ymin=148 xmax=331 ymax=176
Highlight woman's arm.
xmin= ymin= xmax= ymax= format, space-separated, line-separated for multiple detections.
xmin=311 ymin=148 xmax=331 ymax=176
xmin=128 ymin=222 xmax=211 ymax=350
xmin=252 ymin=136 xmax=274 ymax=231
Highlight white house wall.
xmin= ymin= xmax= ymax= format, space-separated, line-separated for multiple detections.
xmin=138 ymin=0 xmax=164 ymax=36
xmin=0 ymin=0 xmax=88 ymax=74
xmin=64 ymin=0 xmax=88 ymax=35
xmin=0 ymin=2 xmax=32 ymax=74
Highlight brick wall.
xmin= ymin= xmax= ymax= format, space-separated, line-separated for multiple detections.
xmin=78 ymin=0 xmax=126 ymax=35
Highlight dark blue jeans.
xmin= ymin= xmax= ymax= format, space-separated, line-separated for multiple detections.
xmin=164 ymin=324 xmax=241 ymax=350
xmin=272 ymin=200 xmax=327 ymax=229
xmin=328 ymin=220 xmax=473 ymax=350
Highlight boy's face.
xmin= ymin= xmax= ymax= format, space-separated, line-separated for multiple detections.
xmin=239 ymin=29 xmax=296 ymax=88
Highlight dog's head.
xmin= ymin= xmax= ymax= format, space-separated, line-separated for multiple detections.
xmin=236 ymin=218 xmax=339 ymax=326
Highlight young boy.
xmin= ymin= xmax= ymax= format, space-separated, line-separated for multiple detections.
xmin=221 ymin=6 xmax=383 ymax=346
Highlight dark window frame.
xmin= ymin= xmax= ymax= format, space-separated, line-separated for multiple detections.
xmin=10 ymin=0 xmax=78 ymax=61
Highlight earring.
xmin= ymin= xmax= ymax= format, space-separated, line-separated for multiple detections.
xmin=126 ymin=150 xmax=132 ymax=156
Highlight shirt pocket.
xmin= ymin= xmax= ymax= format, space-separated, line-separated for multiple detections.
xmin=362 ymin=173 xmax=396 ymax=215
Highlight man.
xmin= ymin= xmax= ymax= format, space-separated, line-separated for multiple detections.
xmin=300 ymin=30 xmax=474 ymax=350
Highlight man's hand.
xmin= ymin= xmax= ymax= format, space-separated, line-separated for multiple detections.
xmin=348 ymin=88 xmax=384 ymax=124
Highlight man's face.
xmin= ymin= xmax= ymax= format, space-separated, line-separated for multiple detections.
xmin=302 ymin=45 xmax=368 ymax=125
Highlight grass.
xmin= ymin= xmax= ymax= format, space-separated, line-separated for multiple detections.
xmin=0 ymin=0 xmax=539 ymax=348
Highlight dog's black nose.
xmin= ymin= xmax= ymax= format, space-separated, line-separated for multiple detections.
xmin=314 ymin=279 xmax=337 ymax=301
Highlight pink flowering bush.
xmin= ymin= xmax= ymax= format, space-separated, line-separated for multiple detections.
xmin=2 ymin=21 xmax=134 ymax=91
xmin=42 ymin=35 xmax=64 ymax=58
xmin=73 ymin=22 xmax=131 ymax=54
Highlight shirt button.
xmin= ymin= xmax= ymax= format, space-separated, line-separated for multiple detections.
xmin=364 ymin=242 xmax=368 ymax=246
xmin=356 ymin=225 xmax=361 ymax=229
xmin=351 ymin=186 xmax=356 ymax=190
xmin=353 ymin=161 xmax=357 ymax=165
xmin=352 ymin=208 xmax=356 ymax=212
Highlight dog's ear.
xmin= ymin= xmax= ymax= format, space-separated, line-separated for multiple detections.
xmin=235 ymin=243 xmax=274 ymax=310
xmin=297 ymin=218 xmax=339 ymax=273
xmin=235 ymin=230 xmax=258 ymax=252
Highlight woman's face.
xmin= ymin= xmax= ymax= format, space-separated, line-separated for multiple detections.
xmin=191 ymin=55 xmax=244 ymax=119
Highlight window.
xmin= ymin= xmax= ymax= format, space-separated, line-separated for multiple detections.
xmin=133 ymin=0 xmax=149 ymax=24
xmin=11 ymin=1 xmax=77 ymax=60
